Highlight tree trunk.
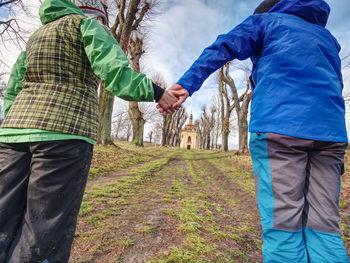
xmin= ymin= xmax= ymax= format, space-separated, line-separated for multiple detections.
xmin=149 ymin=131 xmax=153 ymax=143
xmin=237 ymin=83 xmax=251 ymax=154
xmin=206 ymin=132 xmax=211 ymax=149
xmin=222 ymin=129 xmax=229 ymax=151
xmin=161 ymin=116 xmax=168 ymax=146
xmin=137 ymin=117 xmax=145 ymax=146
xmin=237 ymin=116 xmax=249 ymax=154
xmin=98 ymin=83 xmax=114 ymax=145
xmin=218 ymin=68 xmax=232 ymax=151
xmin=129 ymin=101 xmax=145 ymax=146
xmin=126 ymin=123 xmax=131 ymax=141
xmin=128 ymin=36 xmax=145 ymax=146
xmin=215 ymin=101 xmax=221 ymax=149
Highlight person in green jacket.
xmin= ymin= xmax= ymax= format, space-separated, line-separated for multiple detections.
xmin=0 ymin=0 xmax=177 ymax=262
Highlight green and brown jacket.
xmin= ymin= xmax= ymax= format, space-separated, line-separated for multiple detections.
xmin=0 ymin=0 xmax=157 ymax=143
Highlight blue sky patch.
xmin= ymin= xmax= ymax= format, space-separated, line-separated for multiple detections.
xmin=0 ymin=6 xmax=10 ymax=20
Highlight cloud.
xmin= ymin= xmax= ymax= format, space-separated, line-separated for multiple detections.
xmin=145 ymin=0 xmax=261 ymax=122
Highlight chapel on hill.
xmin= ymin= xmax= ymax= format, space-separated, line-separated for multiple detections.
xmin=180 ymin=114 xmax=199 ymax=150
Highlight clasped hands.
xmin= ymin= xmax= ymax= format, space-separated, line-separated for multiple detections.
xmin=157 ymin=84 xmax=189 ymax=115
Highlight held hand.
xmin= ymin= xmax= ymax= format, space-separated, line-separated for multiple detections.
xmin=156 ymin=84 xmax=189 ymax=115
xmin=167 ymin=84 xmax=189 ymax=110
xmin=157 ymin=89 xmax=177 ymax=115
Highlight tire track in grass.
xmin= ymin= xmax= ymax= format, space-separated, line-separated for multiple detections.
xmin=86 ymin=152 xmax=175 ymax=189
xmin=70 ymin=150 xmax=263 ymax=263
xmin=70 ymin=151 xmax=182 ymax=262
xmin=148 ymin=151 xmax=262 ymax=263
xmin=192 ymin=153 xmax=262 ymax=262
xmin=184 ymin=151 xmax=262 ymax=262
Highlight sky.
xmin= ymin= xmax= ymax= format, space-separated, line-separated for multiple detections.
xmin=0 ymin=9 xmax=8 ymax=19
xmin=143 ymin=0 xmax=350 ymax=117
xmin=1 ymin=0 xmax=350 ymax=148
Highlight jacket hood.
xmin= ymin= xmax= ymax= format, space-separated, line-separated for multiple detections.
xmin=269 ymin=0 xmax=330 ymax=27
xmin=39 ymin=0 xmax=85 ymax=25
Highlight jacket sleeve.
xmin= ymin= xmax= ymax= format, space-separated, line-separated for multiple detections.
xmin=4 ymin=51 xmax=26 ymax=117
xmin=177 ymin=15 xmax=264 ymax=96
xmin=80 ymin=18 xmax=154 ymax=102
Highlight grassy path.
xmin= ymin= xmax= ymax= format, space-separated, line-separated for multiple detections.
xmin=70 ymin=143 xmax=349 ymax=262
xmin=70 ymin=148 xmax=262 ymax=263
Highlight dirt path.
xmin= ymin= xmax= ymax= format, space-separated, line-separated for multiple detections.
xmin=69 ymin=150 xmax=263 ymax=263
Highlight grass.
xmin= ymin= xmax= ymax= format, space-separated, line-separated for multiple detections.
xmin=88 ymin=141 xmax=174 ymax=179
xmin=69 ymin=143 xmax=349 ymax=262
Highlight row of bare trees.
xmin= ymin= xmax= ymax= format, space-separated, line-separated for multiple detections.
xmin=161 ymin=108 xmax=187 ymax=146
xmin=97 ymin=0 xmax=159 ymax=146
xmin=194 ymin=62 xmax=252 ymax=153
xmin=110 ymin=98 xmax=187 ymax=146
xmin=195 ymin=106 xmax=216 ymax=150
xmin=220 ymin=62 xmax=252 ymax=153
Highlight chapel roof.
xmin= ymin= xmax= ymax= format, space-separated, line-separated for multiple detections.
xmin=182 ymin=113 xmax=197 ymax=132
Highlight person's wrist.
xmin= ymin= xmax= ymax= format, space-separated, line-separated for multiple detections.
xmin=153 ymin=83 xmax=165 ymax=102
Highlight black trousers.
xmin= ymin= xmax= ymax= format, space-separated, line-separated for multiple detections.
xmin=0 ymin=140 xmax=93 ymax=263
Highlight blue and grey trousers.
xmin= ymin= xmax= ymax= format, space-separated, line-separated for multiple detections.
xmin=250 ymin=132 xmax=349 ymax=263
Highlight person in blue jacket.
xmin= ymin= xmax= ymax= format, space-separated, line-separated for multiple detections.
xmin=159 ymin=0 xmax=349 ymax=262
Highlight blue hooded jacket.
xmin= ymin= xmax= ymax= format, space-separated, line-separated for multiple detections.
xmin=177 ymin=0 xmax=347 ymax=143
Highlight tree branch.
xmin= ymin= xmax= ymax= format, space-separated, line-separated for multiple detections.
xmin=131 ymin=1 xmax=151 ymax=31
xmin=0 ymin=0 xmax=17 ymax=8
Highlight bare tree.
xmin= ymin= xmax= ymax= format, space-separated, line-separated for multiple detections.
xmin=342 ymin=55 xmax=350 ymax=70
xmin=220 ymin=62 xmax=252 ymax=154
xmin=161 ymin=114 xmax=171 ymax=146
xmin=0 ymin=71 xmax=6 ymax=122
xmin=208 ymin=106 xmax=216 ymax=149
xmin=128 ymin=33 xmax=146 ymax=146
xmin=194 ymin=119 xmax=203 ymax=148
xmin=0 ymin=72 xmax=6 ymax=99
xmin=340 ymin=49 xmax=350 ymax=71
xmin=0 ymin=0 xmax=37 ymax=68
xmin=1 ymin=1 xmax=26 ymax=44
xmin=218 ymin=67 xmax=235 ymax=151
xmin=158 ymin=107 xmax=187 ymax=147
xmin=97 ymin=0 xmax=158 ymax=145
xmin=211 ymin=95 xmax=221 ymax=149
xmin=147 ymin=130 xmax=153 ymax=143
xmin=198 ymin=107 xmax=208 ymax=149
xmin=125 ymin=121 xmax=132 ymax=141
xmin=151 ymin=73 xmax=172 ymax=147
xmin=112 ymin=103 xmax=130 ymax=140
xmin=169 ymin=108 xmax=187 ymax=146
xmin=138 ymin=101 xmax=160 ymax=122
xmin=151 ymin=121 xmax=162 ymax=145
xmin=197 ymin=106 xmax=216 ymax=150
